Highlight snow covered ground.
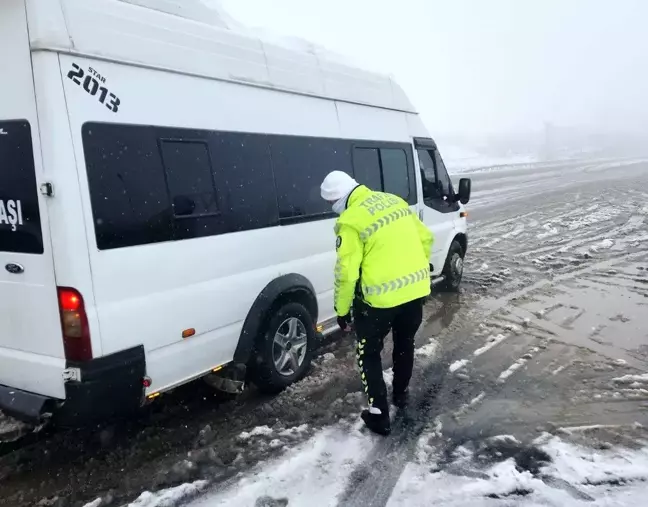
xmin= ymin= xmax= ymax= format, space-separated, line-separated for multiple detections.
xmin=389 ymin=432 xmax=648 ymax=507
xmin=188 ymin=425 xmax=370 ymax=506
xmin=441 ymin=145 xmax=539 ymax=174
xmin=120 ymin=426 xmax=648 ymax=507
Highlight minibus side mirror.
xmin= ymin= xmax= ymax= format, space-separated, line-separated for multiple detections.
xmin=457 ymin=178 xmax=471 ymax=204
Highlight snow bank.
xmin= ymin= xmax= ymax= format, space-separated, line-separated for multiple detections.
xmin=388 ymin=435 xmax=648 ymax=506
xmin=542 ymin=437 xmax=648 ymax=486
xmin=188 ymin=427 xmax=372 ymax=506
xmin=127 ymin=481 xmax=208 ymax=507
xmin=162 ymin=419 xmax=648 ymax=507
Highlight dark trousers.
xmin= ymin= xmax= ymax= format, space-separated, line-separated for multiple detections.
xmin=353 ymin=298 xmax=424 ymax=414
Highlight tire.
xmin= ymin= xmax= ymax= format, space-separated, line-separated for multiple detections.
xmin=439 ymin=240 xmax=465 ymax=292
xmin=250 ymin=301 xmax=314 ymax=394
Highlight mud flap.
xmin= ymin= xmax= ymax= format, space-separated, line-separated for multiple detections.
xmin=204 ymin=363 xmax=247 ymax=395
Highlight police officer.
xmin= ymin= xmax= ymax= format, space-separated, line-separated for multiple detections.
xmin=321 ymin=171 xmax=433 ymax=435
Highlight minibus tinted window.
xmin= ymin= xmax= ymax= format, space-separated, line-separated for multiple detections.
xmin=160 ymin=139 xmax=229 ymax=240
xmin=84 ymin=122 xmax=417 ymax=248
xmin=380 ymin=148 xmax=409 ymax=200
xmin=434 ymin=149 xmax=453 ymax=197
xmin=0 ymin=120 xmax=44 ymax=254
xmin=160 ymin=140 xmax=218 ymax=218
xmin=353 ymin=148 xmax=382 ymax=192
xmin=84 ymin=123 xmax=280 ymax=249
xmin=83 ymin=123 xmax=174 ymax=250
xmin=417 ymin=148 xmax=442 ymax=201
xmin=353 ymin=146 xmax=413 ymax=203
xmin=271 ymin=136 xmax=353 ymax=221
xmin=212 ymin=132 xmax=279 ymax=233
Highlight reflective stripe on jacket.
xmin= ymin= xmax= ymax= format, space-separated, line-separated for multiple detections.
xmin=334 ymin=185 xmax=433 ymax=316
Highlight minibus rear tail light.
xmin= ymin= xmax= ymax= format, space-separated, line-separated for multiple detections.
xmin=57 ymin=287 xmax=93 ymax=362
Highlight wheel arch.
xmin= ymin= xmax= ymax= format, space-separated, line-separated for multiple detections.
xmin=233 ymin=274 xmax=318 ymax=365
xmin=453 ymin=232 xmax=468 ymax=256
xmin=438 ymin=232 xmax=468 ymax=272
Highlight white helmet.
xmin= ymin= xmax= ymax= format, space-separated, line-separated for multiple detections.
xmin=320 ymin=171 xmax=358 ymax=202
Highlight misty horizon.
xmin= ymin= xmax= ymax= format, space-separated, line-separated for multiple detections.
xmin=219 ymin=0 xmax=647 ymax=155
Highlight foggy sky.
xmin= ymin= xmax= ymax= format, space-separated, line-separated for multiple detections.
xmin=219 ymin=0 xmax=648 ymax=139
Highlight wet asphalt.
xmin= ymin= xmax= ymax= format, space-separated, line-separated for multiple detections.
xmin=1 ymin=157 xmax=647 ymax=507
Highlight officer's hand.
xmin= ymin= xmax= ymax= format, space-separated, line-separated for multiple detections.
xmin=337 ymin=314 xmax=352 ymax=333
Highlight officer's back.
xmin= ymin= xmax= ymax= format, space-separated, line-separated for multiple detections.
xmin=335 ymin=184 xmax=432 ymax=310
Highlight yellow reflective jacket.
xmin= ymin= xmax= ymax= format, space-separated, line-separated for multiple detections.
xmin=334 ymin=185 xmax=434 ymax=316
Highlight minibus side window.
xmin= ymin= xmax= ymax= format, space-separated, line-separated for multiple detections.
xmin=434 ymin=149 xmax=454 ymax=197
xmin=159 ymin=139 xmax=228 ymax=240
xmin=83 ymin=124 xmax=175 ymax=250
xmin=160 ymin=140 xmax=219 ymax=218
xmin=352 ymin=146 xmax=413 ymax=203
xmin=417 ymin=147 xmax=459 ymax=213
xmin=270 ymin=136 xmax=353 ymax=223
xmin=417 ymin=148 xmax=441 ymax=202
xmin=353 ymin=148 xmax=382 ymax=192
xmin=214 ymin=132 xmax=278 ymax=233
xmin=380 ymin=148 xmax=409 ymax=200
xmin=84 ymin=122 xmax=420 ymax=248
xmin=83 ymin=123 xmax=278 ymax=249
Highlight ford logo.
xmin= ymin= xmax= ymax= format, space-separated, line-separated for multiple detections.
xmin=5 ymin=263 xmax=24 ymax=274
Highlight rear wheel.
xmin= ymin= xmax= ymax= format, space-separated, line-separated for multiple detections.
xmin=250 ymin=302 xmax=314 ymax=394
xmin=439 ymin=240 xmax=464 ymax=292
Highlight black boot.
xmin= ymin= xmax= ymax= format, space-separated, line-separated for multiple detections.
xmin=361 ymin=409 xmax=391 ymax=436
xmin=393 ymin=389 xmax=409 ymax=409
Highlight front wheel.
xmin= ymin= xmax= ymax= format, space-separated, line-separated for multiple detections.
xmin=250 ymin=302 xmax=314 ymax=394
xmin=439 ymin=241 xmax=464 ymax=292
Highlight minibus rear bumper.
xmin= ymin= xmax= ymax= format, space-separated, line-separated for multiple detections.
xmin=0 ymin=345 xmax=146 ymax=425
